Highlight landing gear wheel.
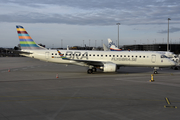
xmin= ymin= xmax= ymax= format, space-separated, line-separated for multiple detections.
xmin=87 ymin=69 xmax=93 ymax=74
xmin=92 ymin=68 xmax=97 ymax=72
xmin=154 ymin=71 xmax=158 ymax=74
xmin=174 ymin=67 xmax=179 ymax=70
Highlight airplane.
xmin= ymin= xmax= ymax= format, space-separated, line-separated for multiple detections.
xmin=16 ymin=25 xmax=176 ymax=74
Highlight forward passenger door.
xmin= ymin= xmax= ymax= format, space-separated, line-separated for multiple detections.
xmin=151 ymin=54 xmax=156 ymax=63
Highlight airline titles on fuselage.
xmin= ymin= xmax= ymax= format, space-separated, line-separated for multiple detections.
xmin=51 ymin=51 xmax=137 ymax=61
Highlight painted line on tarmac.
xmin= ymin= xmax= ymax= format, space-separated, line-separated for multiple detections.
xmin=164 ymin=97 xmax=177 ymax=108
xmin=165 ymin=97 xmax=171 ymax=105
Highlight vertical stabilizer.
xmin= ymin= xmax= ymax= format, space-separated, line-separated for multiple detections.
xmin=16 ymin=25 xmax=46 ymax=50
xmin=108 ymin=38 xmax=122 ymax=51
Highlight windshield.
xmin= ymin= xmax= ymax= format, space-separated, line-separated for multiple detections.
xmin=161 ymin=55 xmax=168 ymax=58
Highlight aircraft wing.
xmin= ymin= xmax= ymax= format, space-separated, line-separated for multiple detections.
xmin=73 ymin=59 xmax=104 ymax=66
xmin=62 ymin=58 xmax=104 ymax=66
xmin=67 ymin=59 xmax=123 ymax=68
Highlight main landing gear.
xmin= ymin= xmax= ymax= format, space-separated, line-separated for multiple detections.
xmin=87 ymin=67 xmax=97 ymax=74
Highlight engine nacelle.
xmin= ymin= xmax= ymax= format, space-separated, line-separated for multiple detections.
xmin=100 ymin=63 xmax=117 ymax=72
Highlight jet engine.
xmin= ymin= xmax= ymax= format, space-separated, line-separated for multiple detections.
xmin=100 ymin=63 xmax=117 ymax=72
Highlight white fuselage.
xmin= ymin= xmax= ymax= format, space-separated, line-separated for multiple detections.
xmin=21 ymin=50 xmax=175 ymax=68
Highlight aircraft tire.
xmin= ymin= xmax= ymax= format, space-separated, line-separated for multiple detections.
xmin=174 ymin=67 xmax=179 ymax=70
xmin=92 ymin=68 xmax=97 ymax=72
xmin=87 ymin=69 xmax=93 ymax=74
xmin=154 ymin=71 xmax=158 ymax=74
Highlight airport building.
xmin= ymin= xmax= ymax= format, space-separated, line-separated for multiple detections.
xmin=123 ymin=44 xmax=180 ymax=54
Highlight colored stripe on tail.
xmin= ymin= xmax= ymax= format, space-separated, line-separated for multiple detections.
xmin=16 ymin=25 xmax=46 ymax=50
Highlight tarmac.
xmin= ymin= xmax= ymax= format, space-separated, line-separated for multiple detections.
xmin=0 ymin=57 xmax=180 ymax=120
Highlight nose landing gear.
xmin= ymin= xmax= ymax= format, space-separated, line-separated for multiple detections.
xmin=153 ymin=67 xmax=159 ymax=74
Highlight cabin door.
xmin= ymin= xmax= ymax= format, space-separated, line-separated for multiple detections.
xmin=151 ymin=54 xmax=156 ymax=63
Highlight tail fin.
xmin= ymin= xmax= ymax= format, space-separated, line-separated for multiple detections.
xmin=108 ymin=38 xmax=122 ymax=51
xmin=16 ymin=25 xmax=46 ymax=50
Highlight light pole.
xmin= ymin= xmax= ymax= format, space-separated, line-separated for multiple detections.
xmin=61 ymin=39 xmax=63 ymax=49
xmin=95 ymin=40 xmax=96 ymax=47
xmin=167 ymin=18 xmax=171 ymax=51
xmin=116 ymin=23 xmax=120 ymax=48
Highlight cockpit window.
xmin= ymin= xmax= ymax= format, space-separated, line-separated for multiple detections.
xmin=161 ymin=55 xmax=168 ymax=58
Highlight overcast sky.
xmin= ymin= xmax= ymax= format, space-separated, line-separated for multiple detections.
xmin=1 ymin=0 xmax=180 ymax=48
